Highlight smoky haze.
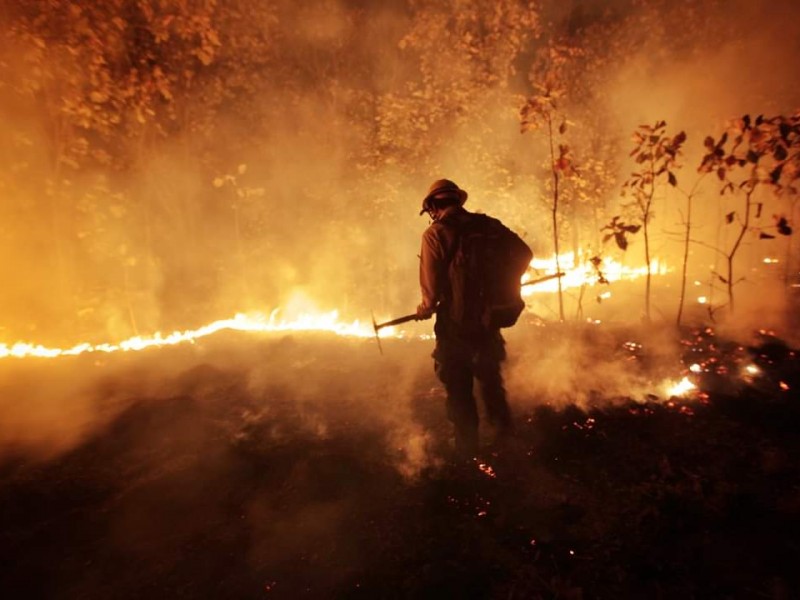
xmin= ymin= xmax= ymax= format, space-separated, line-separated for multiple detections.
xmin=0 ymin=0 xmax=797 ymax=346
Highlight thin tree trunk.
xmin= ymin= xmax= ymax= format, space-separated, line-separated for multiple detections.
xmin=727 ymin=189 xmax=753 ymax=313
xmin=547 ymin=116 xmax=564 ymax=321
xmin=677 ymin=192 xmax=692 ymax=327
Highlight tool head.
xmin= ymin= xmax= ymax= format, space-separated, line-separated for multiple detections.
xmin=371 ymin=312 xmax=383 ymax=355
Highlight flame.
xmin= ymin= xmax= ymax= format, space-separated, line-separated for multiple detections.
xmin=522 ymin=252 xmax=667 ymax=295
xmin=664 ymin=376 xmax=697 ymax=398
xmin=1 ymin=252 xmax=669 ymax=360
xmin=0 ymin=311 xmax=399 ymax=360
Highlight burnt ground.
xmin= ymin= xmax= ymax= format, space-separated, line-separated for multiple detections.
xmin=1 ymin=327 xmax=799 ymax=599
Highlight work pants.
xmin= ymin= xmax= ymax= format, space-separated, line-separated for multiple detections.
xmin=433 ymin=332 xmax=510 ymax=457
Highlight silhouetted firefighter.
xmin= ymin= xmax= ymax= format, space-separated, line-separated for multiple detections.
xmin=416 ymin=179 xmax=532 ymax=458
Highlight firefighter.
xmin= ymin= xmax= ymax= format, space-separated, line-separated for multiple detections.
xmin=416 ymin=179 xmax=518 ymax=458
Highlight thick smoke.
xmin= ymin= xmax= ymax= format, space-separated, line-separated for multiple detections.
xmin=0 ymin=0 xmax=798 ymax=344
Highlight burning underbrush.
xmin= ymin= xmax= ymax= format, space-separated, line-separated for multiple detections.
xmin=0 ymin=322 xmax=799 ymax=598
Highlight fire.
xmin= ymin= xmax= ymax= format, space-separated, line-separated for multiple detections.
xmin=664 ymin=376 xmax=697 ymax=398
xmin=0 ymin=253 xmax=668 ymax=360
xmin=0 ymin=311 xmax=396 ymax=360
xmin=521 ymin=252 xmax=667 ymax=295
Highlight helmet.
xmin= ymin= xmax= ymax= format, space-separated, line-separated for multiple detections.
xmin=419 ymin=179 xmax=468 ymax=215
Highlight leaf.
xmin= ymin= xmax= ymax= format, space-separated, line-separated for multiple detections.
xmin=602 ymin=233 xmax=614 ymax=244
xmin=770 ymin=164 xmax=784 ymax=184
xmin=756 ymin=203 xmax=763 ymax=218
xmin=746 ymin=150 xmax=759 ymax=163
xmin=777 ymin=217 xmax=793 ymax=236
xmin=717 ymin=167 xmax=726 ymax=181
xmin=668 ymin=172 xmax=677 ymax=187
xmin=624 ymin=224 xmax=642 ymax=233
xmin=759 ymin=232 xmax=776 ymax=239
xmin=774 ymin=144 xmax=788 ymax=161
xmin=559 ymin=120 xmax=567 ymax=134
xmin=704 ymin=136 xmax=715 ymax=150
xmin=614 ymin=231 xmax=628 ymax=251
xmin=725 ymin=211 xmax=735 ymax=224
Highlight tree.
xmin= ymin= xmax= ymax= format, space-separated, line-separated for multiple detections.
xmin=674 ymin=172 xmax=707 ymax=327
xmin=621 ymin=121 xmax=685 ymax=321
xmin=520 ymin=42 xmax=584 ymax=321
xmin=699 ymin=113 xmax=798 ymax=313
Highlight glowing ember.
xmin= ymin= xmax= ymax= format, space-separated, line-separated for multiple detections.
xmin=689 ymin=363 xmax=703 ymax=373
xmin=0 ymin=311 xmax=400 ymax=360
xmin=780 ymin=381 xmax=790 ymax=391
xmin=477 ymin=462 xmax=497 ymax=479
xmin=697 ymin=296 xmax=708 ymax=304
xmin=665 ymin=376 xmax=697 ymax=398
xmin=743 ymin=364 xmax=761 ymax=376
xmin=521 ymin=252 xmax=667 ymax=295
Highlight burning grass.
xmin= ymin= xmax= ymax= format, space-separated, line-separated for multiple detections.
xmin=0 ymin=323 xmax=798 ymax=598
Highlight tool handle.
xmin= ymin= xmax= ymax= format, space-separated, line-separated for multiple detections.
xmin=521 ymin=272 xmax=566 ymax=287
xmin=375 ymin=313 xmax=419 ymax=330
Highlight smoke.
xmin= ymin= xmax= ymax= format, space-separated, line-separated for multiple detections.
xmin=505 ymin=321 xmax=683 ymax=409
xmin=0 ymin=0 xmax=797 ymax=346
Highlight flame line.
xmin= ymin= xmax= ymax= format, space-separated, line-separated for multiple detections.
xmin=0 ymin=311 xmax=389 ymax=359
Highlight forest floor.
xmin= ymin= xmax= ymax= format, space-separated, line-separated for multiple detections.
xmin=0 ymin=323 xmax=799 ymax=599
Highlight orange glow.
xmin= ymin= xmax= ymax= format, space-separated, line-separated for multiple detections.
xmin=521 ymin=252 xmax=667 ymax=295
xmin=0 ymin=311 xmax=402 ymax=359
xmin=664 ymin=376 xmax=696 ymax=398
xmin=0 ymin=253 xmax=672 ymax=360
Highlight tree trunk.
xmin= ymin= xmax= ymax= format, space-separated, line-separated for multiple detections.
xmin=547 ymin=116 xmax=564 ymax=321
xmin=677 ymin=193 xmax=692 ymax=327
xmin=726 ymin=189 xmax=753 ymax=313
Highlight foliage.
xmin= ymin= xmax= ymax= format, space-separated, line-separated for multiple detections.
xmin=620 ymin=121 xmax=686 ymax=320
xmin=520 ymin=42 xmax=586 ymax=321
xmin=388 ymin=0 xmax=540 ymax=173
xmin=699 ymin=113 xmax=798 ymax=313
xmin=601 ymin=216 xmax=641 ymax=251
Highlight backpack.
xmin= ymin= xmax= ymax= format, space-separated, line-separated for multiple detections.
xmin=447 ymin=213 xmax=533 ymax=330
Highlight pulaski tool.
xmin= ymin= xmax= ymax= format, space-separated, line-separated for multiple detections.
xmin=371 ymin=312 xmax=421 ymax=354
xmin=520 ymin=272 xmax=566 ymax=287
xmin=370 ymin=274 xmax=565 ymax=353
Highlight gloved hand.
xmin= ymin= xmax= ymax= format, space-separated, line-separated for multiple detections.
xmin=416 ymin=303 xmax=435 ymax=320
